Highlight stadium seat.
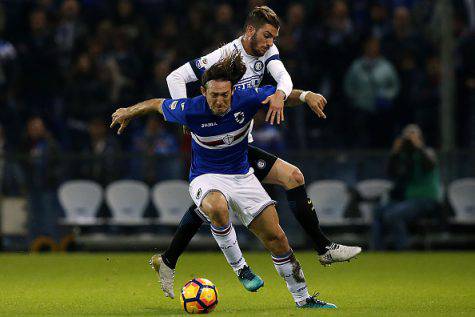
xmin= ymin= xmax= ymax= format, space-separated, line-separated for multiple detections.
xmin=356 ymin=179 xmax=393 ymax=200
xmin=448 ymin=178 xmax=475 ymax=223
xmin=356 ymin=179 xmax=393 ymax=222
xmin=152 ymin=180 xmax=193 ymax=225
xmin=105 ymin=180 xmax=150 ymax=225
xmin=58 ymin=180 xmax=103 ymax=225
xmin=307 ymin=180 xmax=351 ymax=225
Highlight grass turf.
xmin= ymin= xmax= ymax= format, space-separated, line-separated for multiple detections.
xmin=0 ymin=252 xmax=474 ymax=316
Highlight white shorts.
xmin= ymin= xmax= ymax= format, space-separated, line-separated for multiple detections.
xmin=189 ymin=168 xmax=275 ymax=227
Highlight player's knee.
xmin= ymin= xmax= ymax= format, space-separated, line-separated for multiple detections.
xmin=285 ymin=166 xmax=305 ymax=190
xmin=202 ymin=192 xmax=229 ymax=226
xmin=213 ymin=205 xmax=229 ymax=227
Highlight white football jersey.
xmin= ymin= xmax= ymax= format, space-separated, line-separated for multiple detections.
xmin=190 ymin=36 xmax=281 ymax=91
xmin=167 ymin=36 xmax=292 ymax=143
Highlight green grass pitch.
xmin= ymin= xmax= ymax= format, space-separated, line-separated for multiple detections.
xmin=0 ymin=252 xmax=474 ymax=316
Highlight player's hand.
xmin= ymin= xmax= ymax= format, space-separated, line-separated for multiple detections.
xmin=110 ymin=108 xmax=132 ymax=135
xmin=305 ymin=92 xmax=327 ymax=119
xmin=262 ymin=90 xmax=285 ymax=125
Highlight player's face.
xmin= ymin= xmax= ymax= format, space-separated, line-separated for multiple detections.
xmin=202 ymin=80 xmax=234 ymax=116
xmin=248 ymin=23 xmax=279 ymax=56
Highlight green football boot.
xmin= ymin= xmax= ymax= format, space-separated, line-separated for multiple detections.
xmin=297 ymin=294 xmax=337 ymax=309
xmin=237 ymin=265 xmax=264 ymax=292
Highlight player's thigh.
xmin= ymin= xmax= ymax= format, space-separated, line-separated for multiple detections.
xmin=261 ymin=158 xmax=304 ymax=189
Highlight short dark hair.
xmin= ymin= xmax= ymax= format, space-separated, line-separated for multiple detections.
xmin=245 ymin=6 xmax=280 ymax=30
xmin=201 ymin=50 xmax=246 ymax=87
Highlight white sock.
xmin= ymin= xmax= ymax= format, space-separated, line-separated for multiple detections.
xmin=272 ymin=251 xmax=310 ymax=304
xmin=211 ymin=222 xmax=247 ymax=274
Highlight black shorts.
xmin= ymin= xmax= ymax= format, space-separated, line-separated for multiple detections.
xmin=248 ymin=145 xmax=278 ymax=182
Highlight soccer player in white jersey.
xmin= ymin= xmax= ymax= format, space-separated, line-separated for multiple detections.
xmin=111 ymin=52 xmax=337 ymax=308
xmin=150 ymin=6 xmax=361 ymax=298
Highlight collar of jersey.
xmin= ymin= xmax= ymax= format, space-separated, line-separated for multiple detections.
xmin=237 ymin=36 xmax=253 ymax=58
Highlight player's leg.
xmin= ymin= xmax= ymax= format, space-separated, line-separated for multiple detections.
xmin=199 ymin=190 xmax=264 ymax=292
xmin=264 ymin=158 xmax=361 ymax=264
xmin=248 ymin=145 xmax=361 ymax=265
xmin=162 ymin=204 xmax=203 ymax=268
xmin=247 ymin=205 xmax=336 ymax=309
xmin=150 ymin=204 xmax=204 ymax=298
xmin=231 ymin=173 xmax=335 ymax=308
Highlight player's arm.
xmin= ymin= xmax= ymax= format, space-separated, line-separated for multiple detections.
xmin=166 ymin=47 xmax=226 ymax=134
xmin=166 ymin=46 xmax=226 ymax=99
xmin=286 ymin=89 xmax=327 ymax=119
xmin=110 ymin=99 xmax=165 ymax=134
xmin=264 ymin=46 xmax=293 ymax=125
xmin=166 ymin=64 xmax=196 ymax=99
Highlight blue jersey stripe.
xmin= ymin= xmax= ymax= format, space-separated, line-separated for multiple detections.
xmin=189 ymin=59 xmax=205 ymax=78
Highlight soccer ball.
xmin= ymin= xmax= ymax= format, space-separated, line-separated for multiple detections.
xmin=180 ymin=278 xmax=219 ymax=314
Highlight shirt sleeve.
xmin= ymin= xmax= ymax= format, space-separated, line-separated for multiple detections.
xmin=264 ymin=45 xmax=281 ymax=68
xmin=264 ymin=45 xmax=293 ymax=99
xmin=166 ymin=44 xmax=233 ymax=99
xmin=166 ymin=63 xmax=197 ymax=99
xmin=254 ymin=85 xmax=277 ymax=104
xmin=161 ymin=98 xmax=192 ymax=125
xmin=188 ymin=44 xmax=230 ymax=79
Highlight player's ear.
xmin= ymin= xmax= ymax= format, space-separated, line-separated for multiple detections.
xmin=245 ymin=24 xmax=256 ymax=37
xmin=200 ymin=86 xmax=206 ymax=96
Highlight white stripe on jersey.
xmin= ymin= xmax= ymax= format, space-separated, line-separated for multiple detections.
xmin=191 ymin=122 xmax=252 ymax=150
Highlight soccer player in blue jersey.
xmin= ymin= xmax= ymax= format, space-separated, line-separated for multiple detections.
xmin=111 ymin=52 xmax=336 ymax=309
xmin=151 ymin=5 xmax=360 ymax=298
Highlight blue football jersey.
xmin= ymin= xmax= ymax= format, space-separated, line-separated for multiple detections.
xmin=162 ymin=85 xmax=276 ymax=181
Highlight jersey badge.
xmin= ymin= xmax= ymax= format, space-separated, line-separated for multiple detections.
xmin=196 ymin=188 xmax=202 ymax=200
xmin=234 ymin=111 xmax=245 ymax=124
xmin=257 ymin=159 xmax=266 ymax=169
xmin=170 ymin=101 xmax=178 ymax=110
xmin=222 ymin=134 xmax=234 ymax=145
xmin=253 ymin=60 xmax=264 ymax=72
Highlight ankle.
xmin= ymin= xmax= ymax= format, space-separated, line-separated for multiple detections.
xmin=161 ymin=253 xmax=176 ymax=269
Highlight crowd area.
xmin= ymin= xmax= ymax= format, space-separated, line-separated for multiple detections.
xmin=0 ymin=0 xmax=474 ymax=155
xmin=0 ymin=0 xmax=474 ymax=249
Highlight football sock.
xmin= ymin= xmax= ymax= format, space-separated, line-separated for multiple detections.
xmin=210 ymin=222 xmax=247 ymax=274
xmin=272 ymin=250 xmax=310 ymax=303
xmin=286 ymin=185 xmax=332 ymax=255
xmin=162 ymin=204 xmax=204 ymax=269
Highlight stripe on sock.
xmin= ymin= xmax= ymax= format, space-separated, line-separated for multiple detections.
xmin=272 ymin=250 xmax=294 ymax=265
xmin=211 ymin=223 xmax=232 ymax=236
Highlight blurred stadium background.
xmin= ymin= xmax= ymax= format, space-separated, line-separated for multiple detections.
xmin=0 ymin=0 xmax=474 ymax=254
